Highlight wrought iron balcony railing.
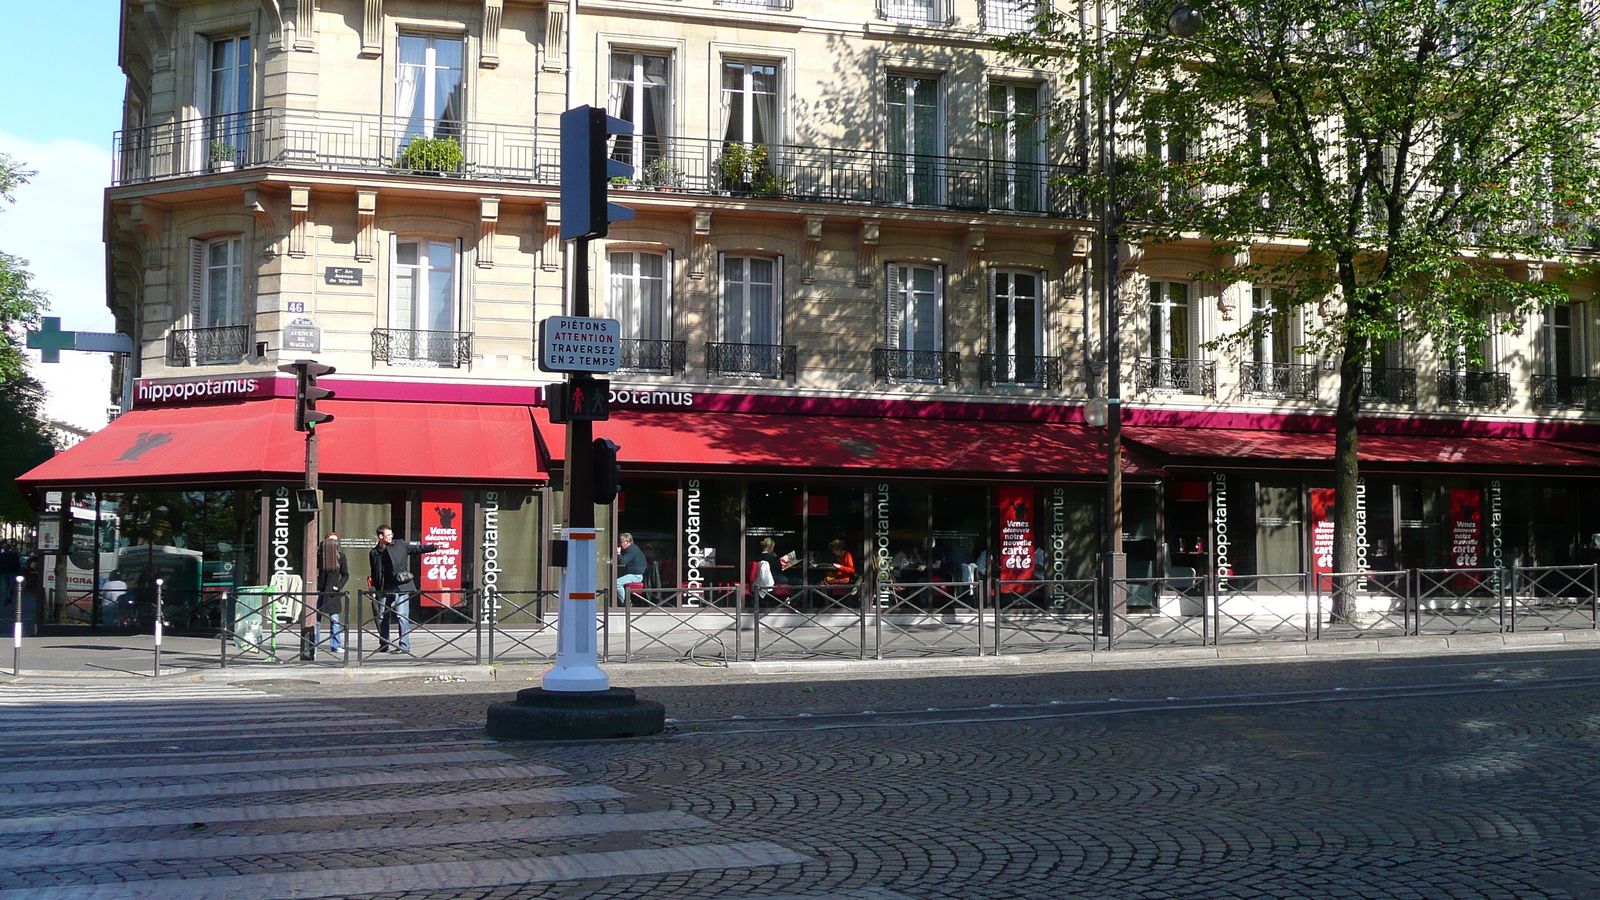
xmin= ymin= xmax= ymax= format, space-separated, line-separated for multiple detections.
xmin=371 ymin=328 xmax=473 ymax=369
xmin=708 ymin=342 xmax=796 ymax=380
xmin=878 ymin=0 xmax=951 ymax=24
xmin=616 ymin=339 xmax=687 ymax=375
xmin=166 ymin=324 xmax=252 ymax=367
xmin=1360 ymin=367 xmax=1418 ymax=403
xmin=716 ymin=0 xmax=792 ymax=8
xmin=1438 ymin=370 xmax=1512 ymax=407
xmin=977 ymin=353 xmax=1062 ymax=389
xmin=113 ymin=110 xmax=1090 ymax=218
xmin=873 ymin=348 xmax=962 ymax=385
xmin=1134 ymin=357 xmax=1216 ymax=396
xmin=981 ymin=0 xmax=1041 ymax=31
xmin=1239 ymin=361 xmax=1318 ymax=399
xmin=1531 ymin=374 xmax=1600 ymax=410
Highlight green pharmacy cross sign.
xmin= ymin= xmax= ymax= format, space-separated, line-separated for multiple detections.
xmin=27 ymin=317 xmax=134 ymax=363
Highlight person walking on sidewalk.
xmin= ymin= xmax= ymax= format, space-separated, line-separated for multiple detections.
xmin=0 ymin=542 xmax=19 ymax=608
xmin=368 ymin=525 xmax=437 ymax=654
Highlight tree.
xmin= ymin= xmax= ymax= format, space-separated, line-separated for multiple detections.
xmin=1000 ymin=0 xmax=1600 ymax=610
xmin=0 ymin=153 xmax=56 ymax=523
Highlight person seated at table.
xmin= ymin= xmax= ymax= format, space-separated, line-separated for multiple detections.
xmin=756 ymin=537 xmax=800 ymax=586
xmin=823 ymin=539 xmax=856 ymax=585
xmin=890 ymin=545 xmax=926 ymax=583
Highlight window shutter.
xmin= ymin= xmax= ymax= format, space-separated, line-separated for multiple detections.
xmin=454 ymin=237 xmax=464 ymax=333
xmin=188 ymin=239 xmax=205 ymax=327
xmin=718 ymin=251 xmax=730 ymax=342
xmin=774 ymin=255 xmax=784 ymax=345
xmin=1577 ymin=302 xmax=1589 ymax=374
xmin=386 ymin=233 xmax=397 ymax=329
xmin=192 ymin=36 xmax=211 ymax=172
xmin=931 ymin=264 xmax=946 ymax=349
xmin=664 ymin=249 xmax=675 ymax=340
xmin=884 ymin=264 xmax=902 ymax=349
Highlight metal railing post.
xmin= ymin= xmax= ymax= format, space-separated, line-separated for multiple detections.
xmin=487 ymin=588 xmax=497 ymax=665
xmin=12 ymin=575 xmax=23 ymax=676
xmin=153 ymin=578 xmax=164 ymax=677
xmin=735 ymin=584 xmax=744 ymax=663
xmin=1503 ymin=566 xmax=1512 ymax=634
xmin=356 ymin=589 xmax=365 ymax=665
xmin=219 ymin=590 xmax=229 ymax=669
xmin=473 ymin=589 xmax=482 ymax=666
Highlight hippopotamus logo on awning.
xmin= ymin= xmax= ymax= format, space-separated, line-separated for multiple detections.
xmin=117 ymin=431 xmax=174 ymax=461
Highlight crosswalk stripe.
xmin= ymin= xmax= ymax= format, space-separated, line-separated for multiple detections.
xmin=0 ymin=723 xmax=461 ymax=750
xmin=0 ymin=785 xmax=626 ymax=835
xmin=0 ymin=717 xmax=403 ymax=741
xmin=0 ymin=689 xmax=276 ymax=703
xmin=0 ymin=810 xmax=710 ymax=867
xmin=0 ymin=710 xmax=393 ymax=729
xmin=0 ymin=749 xmax=518 ymax=786
xmin=0 ymin=763 xmax=564 ymax=809
xmin=0 ymin=841 xmax=810 ymax=900
xmin=0 ymin=739 xmax=501 ymax=772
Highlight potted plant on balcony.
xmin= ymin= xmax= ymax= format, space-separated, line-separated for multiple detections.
xmin=716 ymin=143 xmax=789 ymax=198
xmin=207 ymin=140 xmax=237 ymax=173
xmin=395 ymin=136 xmax=464 ymax=175
xmin=640 ymin=157 xmax=684 ymax=190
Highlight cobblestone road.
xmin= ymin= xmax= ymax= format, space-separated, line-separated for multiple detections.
xmin=5 ymin=647 xmax=1600 ymax=898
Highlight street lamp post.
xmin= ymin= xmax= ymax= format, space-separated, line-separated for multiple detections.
xmin=1093 ymin=0 xmax=1203 ymax=643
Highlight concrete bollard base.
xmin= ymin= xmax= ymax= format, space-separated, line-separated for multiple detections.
xmin=486 ymin=686 xmax=666 ymax=740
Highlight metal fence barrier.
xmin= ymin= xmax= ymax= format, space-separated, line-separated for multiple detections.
xmin=199 ymin=565 xmax=1600 ymax=666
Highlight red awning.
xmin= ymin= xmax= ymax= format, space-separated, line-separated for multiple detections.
xmin=536 ymin=411 xmax=1150 ymax=477
xmin=19 ymin=399 xmax=544 ymax=489
xmin=1124 ymin=427 xmax=1600 ymax=471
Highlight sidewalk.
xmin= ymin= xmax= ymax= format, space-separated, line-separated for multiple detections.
xmin=5 ymin=627 xmax=1600 ymax=686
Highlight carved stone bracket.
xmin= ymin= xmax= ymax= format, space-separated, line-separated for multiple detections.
xmin=245 ymin=188 xmax=277 ymax=257
xmin=1526 ymin=262 xmax=1545 ymax=283
xmin=478 ymin=196 xmax=500 ymax=268
xmin=962 ymin=227 xmax=986 ymax=294
xmin=481 ymin=0 xmax=504 ymax=68
xmin=128 ymin=200 xmax=167 ymax=272
xmin=1068 ymin=232 xmax=1092 ymax=258
xmin=690 ymin=209 xmax=713 ymax=279
xmin=541 ymin=202 xmax=561 ymax=271
xmin=801 ymin=216 xmax=824 ymax=285
xmin=295 ymin=0 xmax=316 ymax=51
xmin=138 ymin=1 xmax=177 ymax=71
xmin=857 ymin=219 xmax=880 ymax=288
xmin=288 ymin=186 xmax=310 ymax=258
xmin=1119 ymin=239 xmax=1144 ymax=274
xmin=356 ymin=190 xmax=377 ymax=262
xmin=361 ymin=0 xmax=383 ymax=57
xmin=543 ymin=5 xmax=567 ymax=72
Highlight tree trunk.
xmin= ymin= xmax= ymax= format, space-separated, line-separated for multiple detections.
xmin=1330 ymin=263 xmax=1368 ymax=624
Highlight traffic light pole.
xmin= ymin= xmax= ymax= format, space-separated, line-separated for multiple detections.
xmin=299 ymin=425 xmax=319 ymax=661
xmin=544 ymin=236 xmax=607 ymax=692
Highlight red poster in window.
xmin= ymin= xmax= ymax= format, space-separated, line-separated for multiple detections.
xmin=1450 ymin=488 xmax=1482 ymax=582
xmin=1310 ymin=488 xmax=1336 ymax=589
xmin=998 ymin=487 xmax=1036 ymax=589
xmin=420 ymin=490 xmax=464 ymax=607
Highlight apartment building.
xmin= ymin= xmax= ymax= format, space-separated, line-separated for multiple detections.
xmin=19 ymin=0 xmax=1600 ymax=631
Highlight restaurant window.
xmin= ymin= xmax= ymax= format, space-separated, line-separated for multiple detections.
xmin=1257 ymin=481 xmax=1303 ymax=575
xmin=609 ymin=50 xmax=670 ymax=168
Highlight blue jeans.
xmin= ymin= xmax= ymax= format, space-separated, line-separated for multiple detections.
xmin=317 ymin=613 xmax=342 ymax=652
xmin=617 ymin=573 xmax=643 ymax=600
xmin=378 ymin=592 xmax=410 ymax=652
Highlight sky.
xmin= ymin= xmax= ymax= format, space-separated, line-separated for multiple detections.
xmin=0 ymin=1 xmax=124 ymax=432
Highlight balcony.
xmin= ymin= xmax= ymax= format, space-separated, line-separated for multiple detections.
xmin=1531 ymin=374 xmax=1600 ymax=410
xmin=977 ymin=353 xmax=1062 ymax=389
xmin=166 ymin=324 xmax=251 ymax=367
xmin=1438 ymin=370 xmax=1511 ymax=407
xmin=878 ymin=0 xmax=950 ymax=24
xmin=1360 ymin=367 xmax=1417 ymax=403
xmin=708 ymin=342 xmax=796 ymax=380
xmin=1239 ymin=361 xmax=1317 ymax=400
xmin=371 ymin=328 xmax=473 ymax=369
xmin=1134 ymin=357 xmax=1216 ymax=396
xmin=981 ymin=0 xmax=1040 ymax=31
xmin=113 ymin=110 xmax=1089 ymax=218
xmin=873 ymin=348 xmax=961 ymax=385
xmin=616 ymin=339 xmax=687 ymax=375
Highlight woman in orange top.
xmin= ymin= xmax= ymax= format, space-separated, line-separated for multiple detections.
xmin=823 ymin=538 xmax=856 ymax=585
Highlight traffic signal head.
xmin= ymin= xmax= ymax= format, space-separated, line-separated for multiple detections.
xmin=560 ymin=105 xmax=637 ymax=241
xmin=278 ymin=359 xmax=336 ymax=431
xmin=592 ymin=438 xmax=622 ymax=505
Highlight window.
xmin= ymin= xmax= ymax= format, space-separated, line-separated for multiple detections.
xmin=722 ymin=255 xmax=782 ymax=346
xmin=1148 ymin=280 xmax=1190 ymax=358
xmin=391 ymin=239 xmax=459 ymax=333
xmin=609 ymin=251 xmax=672 ymax=343
xmin=983 ymin=0 xmax=1040 ymax=32
xmin=397 ymin=34 xmax=464 ymax=141
xmin=201 ymin=35 xmax=251 ymax=164
xmin=721 ymin=60 xmax=779 ymax=147
xmin=887 ymin=74 xmax=941 ymax=205
xmin=1250 ymin=287 xmax=1291 ymax=364
xmin=988 ymin=83 xmax=1042 ymax=211
xmin=992 ymin=269 xmax=1042 ymax=382
xmin=883 ymin=0 xmax=942 ymax=24
xmin=609 ymin=51 xmax=670 ymax=168
xmin=193 ymin=237 xmax=244 ymax=328
xmin=1543 ymin=304 xmax=1581 ymax=377
xmin=1145 ymin=121 xmax=1188 ymax=205
xmin=886 ymin=264 xmax=944 ymax=352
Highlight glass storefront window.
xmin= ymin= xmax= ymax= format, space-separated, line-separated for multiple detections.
xmin=1258 ymin=481 xmax=1303 ymax=575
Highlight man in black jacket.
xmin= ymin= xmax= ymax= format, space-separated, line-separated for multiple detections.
xmin=368 ymin=525 xmax=438 ymax=654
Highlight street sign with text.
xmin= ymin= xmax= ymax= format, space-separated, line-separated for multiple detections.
xmin=538 ymin=316 xmax=621 ymax=373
